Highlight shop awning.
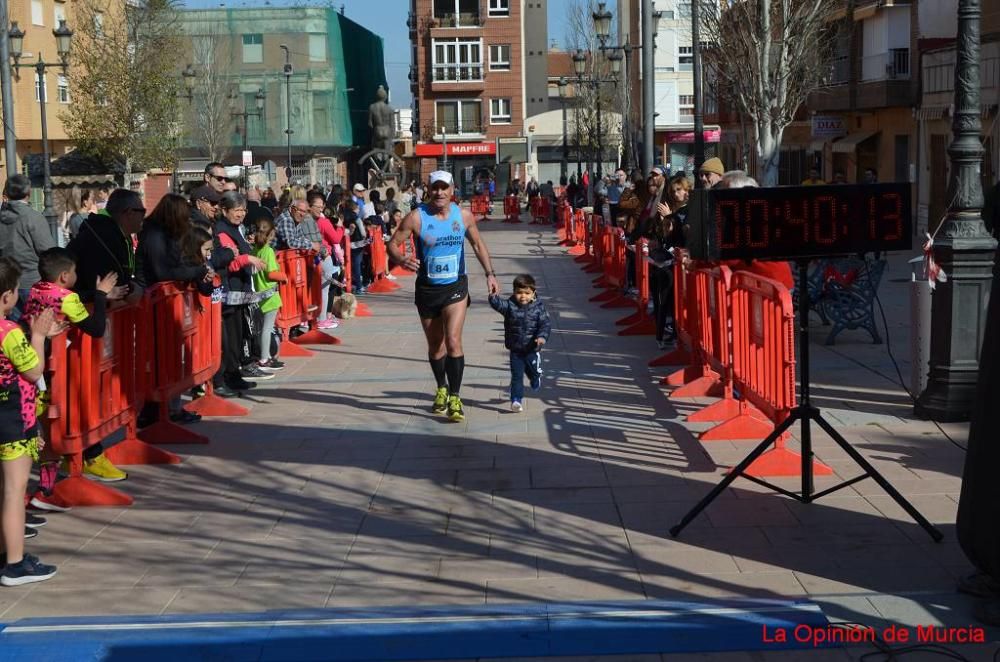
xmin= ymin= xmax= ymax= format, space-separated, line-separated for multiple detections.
xmin=915 ymin=106 xmax=949 ymax=121
xmin=832 ymin=130 xmax=880 ymax=153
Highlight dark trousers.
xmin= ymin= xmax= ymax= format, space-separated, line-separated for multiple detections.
xmin=351 ymin=248 xmax=365 ymax=291
xmin=509 ymin=350 xmax=541 ymax=402
xmin=650 ymin=266 xmax=675 ymax=342
xmin=219 ymin=306 xmax=245 ymax=387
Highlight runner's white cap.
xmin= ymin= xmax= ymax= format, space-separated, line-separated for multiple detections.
xmin=429 ymin=170 xmax=454 ymax=186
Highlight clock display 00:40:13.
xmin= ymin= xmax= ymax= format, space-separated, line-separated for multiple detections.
xmin=713 ymin=191 xmax=906 ymax=255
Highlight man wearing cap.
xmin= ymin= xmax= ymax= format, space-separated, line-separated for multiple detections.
xmin=353 ymin=183 xmax=375 ymax=219
xmin=190 ymin=185 xmax=222 ymax=232
xmin=387 ymin=171 xmax=500 ymax=422
xmin=698 ymin=157 xmax=725 ymax=188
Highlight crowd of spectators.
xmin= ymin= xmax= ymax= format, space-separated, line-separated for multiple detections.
xmin=0 ymin=164 xmax=417 ymax=584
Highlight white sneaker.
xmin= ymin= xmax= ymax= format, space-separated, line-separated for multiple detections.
xmin=386 ymin=273 xmax=398 ymax=280
xmin=511 ymin=400 xmax=523 ymax=412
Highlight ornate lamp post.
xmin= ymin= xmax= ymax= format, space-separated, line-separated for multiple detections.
xmin=8 ymin=19 xmax=73 ymax=242
xmin=558 ymin=77 xmax=569 ymax=183
xmin=232 ymin=88 xmax=266 ymax=190
xmin=916 ymin=0 xmax=998 ymax=421
xmin=572 ymin=51 xmax=586 ymax=179
xmin=279 ymin=44 xmax=293 ymax=180
xmin=593 ymin=1 xmax=661 ymax=172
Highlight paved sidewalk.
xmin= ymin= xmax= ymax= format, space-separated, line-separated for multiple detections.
xmin=1 ymin=218 xmax=993 ymax=660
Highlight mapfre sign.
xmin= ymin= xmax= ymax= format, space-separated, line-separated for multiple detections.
xmin=415 ymin=143 xmax=496 ymax=157
xmin=812 ymin=115 xmax=847 ymax=139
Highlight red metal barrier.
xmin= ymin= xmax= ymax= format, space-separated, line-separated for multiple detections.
xmin=530 ymin=197 xmax=551 ymax=224
xmin=366 ymin=230 xmax=401 ymax=294
xmin=568 ymin=210 xmax=587 ymax=257
xmin=616 ymin=239 xmax=656 ymax=336
xmin=389 ymin=236 xmax=416 ymax=278
xmin=46 ymin=304 xmax=150 ymax=506
xmin=577 ymin=212 xmax=596 ymax=265
xmin=594 ymin=229 xmax=632 ymax=309
xmin=341 ymin=238 xmax=372 ymax=317
xmin=274 ymin=250 xmax=316 ymax=357
xmin=556 ymin=200 xmax=571 ymax=233
xmin=135 ymin=283 xmax=216 ymax=446
xmin=183 ymin=285 xmax=250 ymax=419
xmin=503 ymin=195 xmax=522 ymax=223
xmin=650 ymin=250 xmax=695 ymax=367
xmin=705 ymin=271 xmax=832 ymax=477
xmin=471 ymin=194 xmax=491 ymax=220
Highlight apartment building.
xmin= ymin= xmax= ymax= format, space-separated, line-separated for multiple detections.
xmin=176 ymin=7 xmax=387 ymax=175
xmin=0 ymin=0 xmax=76 ymax=178
xmin=916 ymin=0 xmax=1000 ymax=235
xmin=409 ymin=0 xmax=548 ymax=191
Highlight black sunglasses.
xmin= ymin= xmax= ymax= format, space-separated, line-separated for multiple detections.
xmin=211 ymin=175 xmax=230 ymax=182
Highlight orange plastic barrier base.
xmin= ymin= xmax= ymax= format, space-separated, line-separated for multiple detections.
xmin=367 ymin=278 xmax=400 ymax=293
xmin=619 ymin=318 xmax=656 ymax=336
xmin=104 ymin=437 xmax=182 ymax=466
xmin=355 ymin=302 xmax=373 ymax=317
xmin=575 ymin=253 xmax=592 ymax=263
xmin=687 ymin=397 xmax=742 ymax=423
xmin=700 ymin=407 xmax=775 ymax=441
xmin=138 ymin=420 xmax=209 ymax=445
xmin=616 ymin=310 xmax=643 ymax=326
xmin=742 ymin=447 xmax=834 ymax=478
xmin=662 ymin=365 xmax=717 ymax=388
xmin=669 ymin=371 xmax=724 ymax=399
xmin=280 ymin=340 xmax=315 ymax=357
xmin=649 ymin=347 xmax=691 ymax=367
xmin=185 ymin=392 xmax=250 ymax=417
xmin=599 ymin=295 xmax=634 ymax=309
xmin=568 ymin=245 xmax=586 ymax=256
xmin=589 ymin=289 xmax=616 ymax=303
xmin=52 ymin=475 xmax=133 ymax=507
xmin=293 ymin=329 xmax=341 ymax=346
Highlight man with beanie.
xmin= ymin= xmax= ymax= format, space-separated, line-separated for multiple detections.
xmin=698 ymin=157 xmax=726 ymax=188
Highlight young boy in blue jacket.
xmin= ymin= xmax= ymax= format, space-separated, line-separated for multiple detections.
xmin=488 ymin=274 xmax=551 ymax=412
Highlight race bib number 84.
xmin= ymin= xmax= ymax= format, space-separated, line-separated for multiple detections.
xmin=426 ymin=254 xmax=458 ymax=282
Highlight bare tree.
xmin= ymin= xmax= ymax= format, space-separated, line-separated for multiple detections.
xmin=701 ymin=0 xmax=846 ymax=185
xmin=185 ymin=31 xmax=239 ymax=163
xmin=62 ymin=0 xmax=183 ymax=182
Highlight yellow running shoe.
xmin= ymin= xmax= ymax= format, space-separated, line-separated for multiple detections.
xmin=432 ymin=387 xmax=448 ymax=414
xmin=83 ymin=453 xmax=127 ymax=483
xmin=447 ymin=395 xmax=465 ymax=422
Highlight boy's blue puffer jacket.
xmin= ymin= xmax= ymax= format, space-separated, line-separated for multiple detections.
xmin=488 ymin=294 xmax=552 ymax=354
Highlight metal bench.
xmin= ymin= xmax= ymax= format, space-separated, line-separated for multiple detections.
xmin=818 ymin=257 xmax=886 ymax=345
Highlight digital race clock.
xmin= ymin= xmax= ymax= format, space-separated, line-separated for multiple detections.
xmin=686 ymin=183 xmax=913 ymax=261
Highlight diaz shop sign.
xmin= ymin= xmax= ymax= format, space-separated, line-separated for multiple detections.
xmin=812 ymin=115 xmax=847 ymax=139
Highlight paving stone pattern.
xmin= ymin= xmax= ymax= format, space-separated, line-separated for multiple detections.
xmin=3 ymin=218 xmax=996 ymax=660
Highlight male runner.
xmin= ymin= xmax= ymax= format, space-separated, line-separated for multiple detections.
xmin=388 ymin=171 xmax=500 ymax=421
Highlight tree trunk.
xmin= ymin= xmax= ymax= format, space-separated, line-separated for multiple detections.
xmin=756 ymin=126 xmax=782 ymax=187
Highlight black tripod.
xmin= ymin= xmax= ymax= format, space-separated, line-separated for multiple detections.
xmin=670 ymin=260 xmax=944 ymax=542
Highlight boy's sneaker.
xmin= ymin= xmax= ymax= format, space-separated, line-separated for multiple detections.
xmin=25 ymin=512 xmax=46 ymax=529
xmin=24 ymin=526 xmax=37 ymax=539
xmin=317 ymin=318 xmax=339 ymax=330
xmin=511 ymin=400 xmax=523 ymax=413
xmin=386 ymin=273 xmax=398 ymax=280
xmin=241 ymin=364 xmax=275 ymax=381
xmin=1 ymin=554 xmax=57 ymax=586
xmin=255 ymin=361 xmax=277 ymax=372
xmin=265 ymin=358 xmax=286 ymax=370
xmin=83 ymin=453 xmax=128 ymax=483
xmin=447 ymin=395 xmax=465 ymax=422
xmin=29 ymin=491 xmax=72 ymax=513
xmin=432 ymin=387 xmax=448 ymax=414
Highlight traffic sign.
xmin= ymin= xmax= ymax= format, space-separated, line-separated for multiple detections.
xmin=242 ymin=150 xmax=253 ymax=167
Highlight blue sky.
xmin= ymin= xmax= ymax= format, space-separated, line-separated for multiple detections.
xmin=178 ymin=0 xmax=577 ymax=107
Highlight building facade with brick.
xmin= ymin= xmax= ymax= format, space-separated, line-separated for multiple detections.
xmin=409 ymin=0 xmax=548 ymax=193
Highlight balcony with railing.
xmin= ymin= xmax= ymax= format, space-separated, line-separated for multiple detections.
xmin=825 ymin=55 xmax=850 ymax=86
xmin=430 ymin=61 xmax=485 ymax=91
xmin=861 ymin=48 xmax=910 ymax=82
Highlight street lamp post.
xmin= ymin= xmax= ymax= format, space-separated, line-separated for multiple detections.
xmin=916 ymin=0 xmax=998 ymax=422
xmin=593 ymin=1 xmax=661 ymax=173
xmin=8 ymin=19 xmax=73 ymax=243
xmin=231 ymin=88 xmax=266 ymax=192
xmin=279 ymin=44 xmax=293 ymax=181
xmin=180 ymin=63 xmax=196 ymax=103
xmin=558 ymin=78 xmax=569 ymax=183
xmin=573 ymin=51 xmax=586 ymax=180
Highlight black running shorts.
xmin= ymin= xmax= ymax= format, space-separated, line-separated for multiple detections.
xmin=415 ymin=275 xmax=470 ymax=319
